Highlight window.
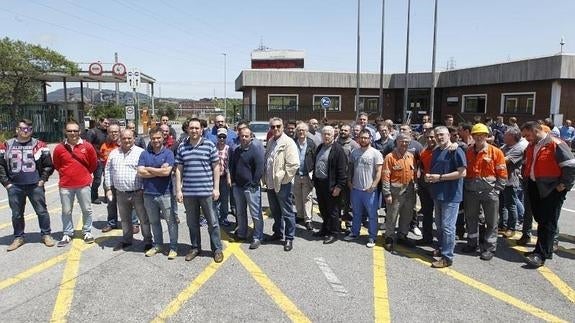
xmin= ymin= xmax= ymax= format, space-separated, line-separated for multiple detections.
xmin=312 ymin=95 xmax=341 ymax=111
xmin=268 ymin=95 xmax=298 ymax=111
xmin=462 ymin=94 xmax=487 ymax=114
xmin=355 ymin=96 xmax=380 ymax=113
xmin=500 ymin=92 xmax=535 ymax=115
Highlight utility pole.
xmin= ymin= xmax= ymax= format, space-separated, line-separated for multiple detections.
xmin=403 ymin=0 xmax=411 ymax=123
xmin=222 ymin=53 xmax=227 ymax=121
xmin=430 ymin=0 xmax=438 ymax=124
xmin=355 ymin=0 xmax=361 ymax=120
xmin=378 ymin=0 xmax=386 ymax=117
xmin=114 ymin=52 xmax=119 ymax=105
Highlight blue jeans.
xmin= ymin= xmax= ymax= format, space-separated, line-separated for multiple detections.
xmin=8 ymin=184 xmax=51 ymax=237
xmin=60 ymin=186 xmax=93 ymax=236
xmin=144 ymin=194 xmax=178 ymax=251
xmin=233 ymin=185 xmax=264 ymax=241
xmin=214 ymin=178 xmax=230 ymax=222
xmin=267 ymin=183 xmax=296 ymax=240
xmin=515 ymin=185 xmax=525 ymax=223
xmin=434 ymin=201 xmax=460 ymax=261
xmin=350 ymin=188 xmax=378 ymax=240
xmin=183 ymin=196 xmax=222 ymax=251
xmin=499 ymin=186 xmax=519 ymax=230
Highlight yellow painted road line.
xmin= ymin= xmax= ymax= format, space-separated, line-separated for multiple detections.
xmin=509 ymin=244 xmax=575 ymax=304
xmin=395 ymin=246 xmax=567 ymax=322
xmin=151 ymin=242 xmax=242 ymax=323
xmin=0 ymin=232 xmax=120 ymax=292
xmin=50 ymin=241 xmax=83 ymax=322
xmin=233 ymin=246 xmax=311 ymax=323
xmin=0 ymin=252 xmax=69 ymax=291
xmin=373 ymin=238 xmax=391 ymax=323
xmin=0 ymin=207 xmax=62 ymax=230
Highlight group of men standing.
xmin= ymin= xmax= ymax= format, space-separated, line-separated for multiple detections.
xmin=1 ymin=113 xmax=573 ymax=271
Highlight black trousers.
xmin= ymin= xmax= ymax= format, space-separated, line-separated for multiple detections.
xmin=314 ymin=179 xmax=342 ymax=235
xmin=527 ymin=180 xmax=566 ymax=259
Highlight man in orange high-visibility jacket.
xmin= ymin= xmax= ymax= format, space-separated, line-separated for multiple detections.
xmin=520 ymin=121 xmax=575 ymax=268
xmin=462 ymin=123 xmax=507 ymax=261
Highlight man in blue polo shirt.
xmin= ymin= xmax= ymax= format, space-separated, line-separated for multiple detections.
xmin=426 ymin=126 xmax=467 ymax=268
xmin=138 ymin=128 xmax=178 ymax=259
xmin=175 ymin=118 xmax=224 ymax=263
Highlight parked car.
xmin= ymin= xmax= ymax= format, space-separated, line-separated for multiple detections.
xmin=249 ymin=121 xmax=269 ymax=147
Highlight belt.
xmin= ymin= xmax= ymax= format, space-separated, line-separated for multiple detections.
xmin=118 ymin=189 xmax=142 ymax=193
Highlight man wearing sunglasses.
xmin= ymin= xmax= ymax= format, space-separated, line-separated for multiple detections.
xmin=0 ymin=119 xmax=56 ymax=251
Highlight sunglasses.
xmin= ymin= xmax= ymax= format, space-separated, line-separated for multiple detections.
xmin=66 ymin=129 xmax=80 ymax=133
xmin=270 ymin=125 xmax=282 ymax=129
xmin=18 ymin=127 xmax=32 ymax=132
xmin=218 ymin=135 xmax=227 ymax=139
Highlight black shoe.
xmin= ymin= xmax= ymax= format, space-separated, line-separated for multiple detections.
xmin=249 ymin=239 xmax=261 ymax=250
xmin=461 ymin=244 xmax=478 ymax=254
xmin=284 ymin=240 xmax=293 ymax=251
xmin=92 ymin=199 xmax=102 ymax=205
xmin=480 ymin=250 xmax=494 ymax=261
xmin=516 ymin=235 xmax=531 ymax=246
xmin=383 ymin=237 xmax=393 ymax=251
xmin=323 ymin=235 xmax=337 ymax=244
xmin=523 ymin=250 xmax=535 ymax=257
xmin=305 ymin=222 xmax=313 ymax=231
xmin=525 ymin=253 xmax=545 ymax=268
xmin=229 ymin=232 xmax=246 ymax=242
xmin=415 ymin=239 xmax=433 ymax=246
xmin=397 ymin=236 xmax=415 ymax=248
xmin=312 ymin=230 xmax=328 ymax=238
xmin=267 ymin=233 xmax=283 ymax=242
xmin=113 ymin=242 xmax=132 ymax=251
xmin=144 ymin=243 xmax=153 ymax=252
xmin=185 ymin=249 xmax=200 ymax=261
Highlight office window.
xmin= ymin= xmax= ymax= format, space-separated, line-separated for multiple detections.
xmin=312 ymin=95 xmax=341 ymax=111
xmin=268 ymin=95 xmax=298 ymax=111
xmin=501 ymin=92 xmax=535 ymax=114
xmin=355 ymin=96 xmax=380 ymax=113
xmin=462 ymin=94 xmax=487 ymax=114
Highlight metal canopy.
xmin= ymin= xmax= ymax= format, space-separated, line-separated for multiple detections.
xmin=36 ymin=71 xmax=156 ymax=84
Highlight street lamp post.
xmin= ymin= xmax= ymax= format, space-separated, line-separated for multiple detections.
xmin=222 ymin=53 xmax=227 ymax=122
xmin=355 ymin=0 xmax=361 ymax=120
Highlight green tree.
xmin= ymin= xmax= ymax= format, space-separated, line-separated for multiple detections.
xmin=0 ymin=37 xmax=78 ymax=106
xmin=155 ymin=100 xmax=178 ymax=120
xmin=90 ymin=103 xmax=125 ymax=120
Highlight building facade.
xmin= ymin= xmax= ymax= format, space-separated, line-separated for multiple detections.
xmin=235 ymin=54 xmax=575 ymax=125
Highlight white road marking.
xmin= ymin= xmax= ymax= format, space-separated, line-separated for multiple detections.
xmin=314 ymin=257 xmax=348 ymax=297
xmin=562 ymin=207 xmax=575 ymax=213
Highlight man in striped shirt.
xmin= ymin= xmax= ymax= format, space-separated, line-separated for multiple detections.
xmin=175 ymin=118 xmax=224 ymax=263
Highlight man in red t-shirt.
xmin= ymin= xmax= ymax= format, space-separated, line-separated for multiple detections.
xmin=52 ymin=120 xmax=98 ymax=247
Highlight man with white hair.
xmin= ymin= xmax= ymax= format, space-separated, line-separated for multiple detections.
xmin=313 ymin=125 xmax=347 ymax=244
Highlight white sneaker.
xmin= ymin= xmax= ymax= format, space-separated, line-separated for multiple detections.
xmin=366 ymin=239 xmax=375 ymax=248
xmin=83 ymin=232 xmax=95 ymax=244
xmin=57 ymin=235 xmax=71 ymax=247
xmin=411 ymin=227 xmax=422 ymax=237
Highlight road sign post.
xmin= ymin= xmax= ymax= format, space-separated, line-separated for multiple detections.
xmin=320 ymin=96 xmax=331 ymax=120
xmin=127 ymin=68 xmax=141 ymax=134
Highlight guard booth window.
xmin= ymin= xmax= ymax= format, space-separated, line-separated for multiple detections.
xmin=462 ymin=94 xmax=487 ymax=114
xmin=355 ymin=96 xmax=380 ymax=113
xmin=268 ymin=95 xmax=298 ymax=111
xmin=501 ymin=92 xmax=535 ymax=115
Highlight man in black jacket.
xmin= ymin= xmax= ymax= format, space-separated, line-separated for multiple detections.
xmin=313 ymin=125 xmax=348 ymax=244
xmin=293 ymin=121 xmax=316 ymax=231
xmin=85 ymin=117 xmax=108 ymax=203
xmin=0 ymin=119 xmax=55 ymax=251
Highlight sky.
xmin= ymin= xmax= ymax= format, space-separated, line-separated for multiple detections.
xmin=2 ymin=0 xmax=574 ymax=99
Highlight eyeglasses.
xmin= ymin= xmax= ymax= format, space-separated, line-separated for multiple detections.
xmin=270 ymin=125 xmax=282 ymax=129
xmin=66 ymin=129 xmax=80 ymax=133
xmin=218 ymin=135 xmax=227 ymax=139
xmin=18 ymin=126 xmax=32 ymax=132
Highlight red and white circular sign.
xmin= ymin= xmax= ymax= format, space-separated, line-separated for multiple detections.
xmin=112 ymin=63 xmax=127 ymax=76
xmin=89 ymin=62 xmax=103 ymax=76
